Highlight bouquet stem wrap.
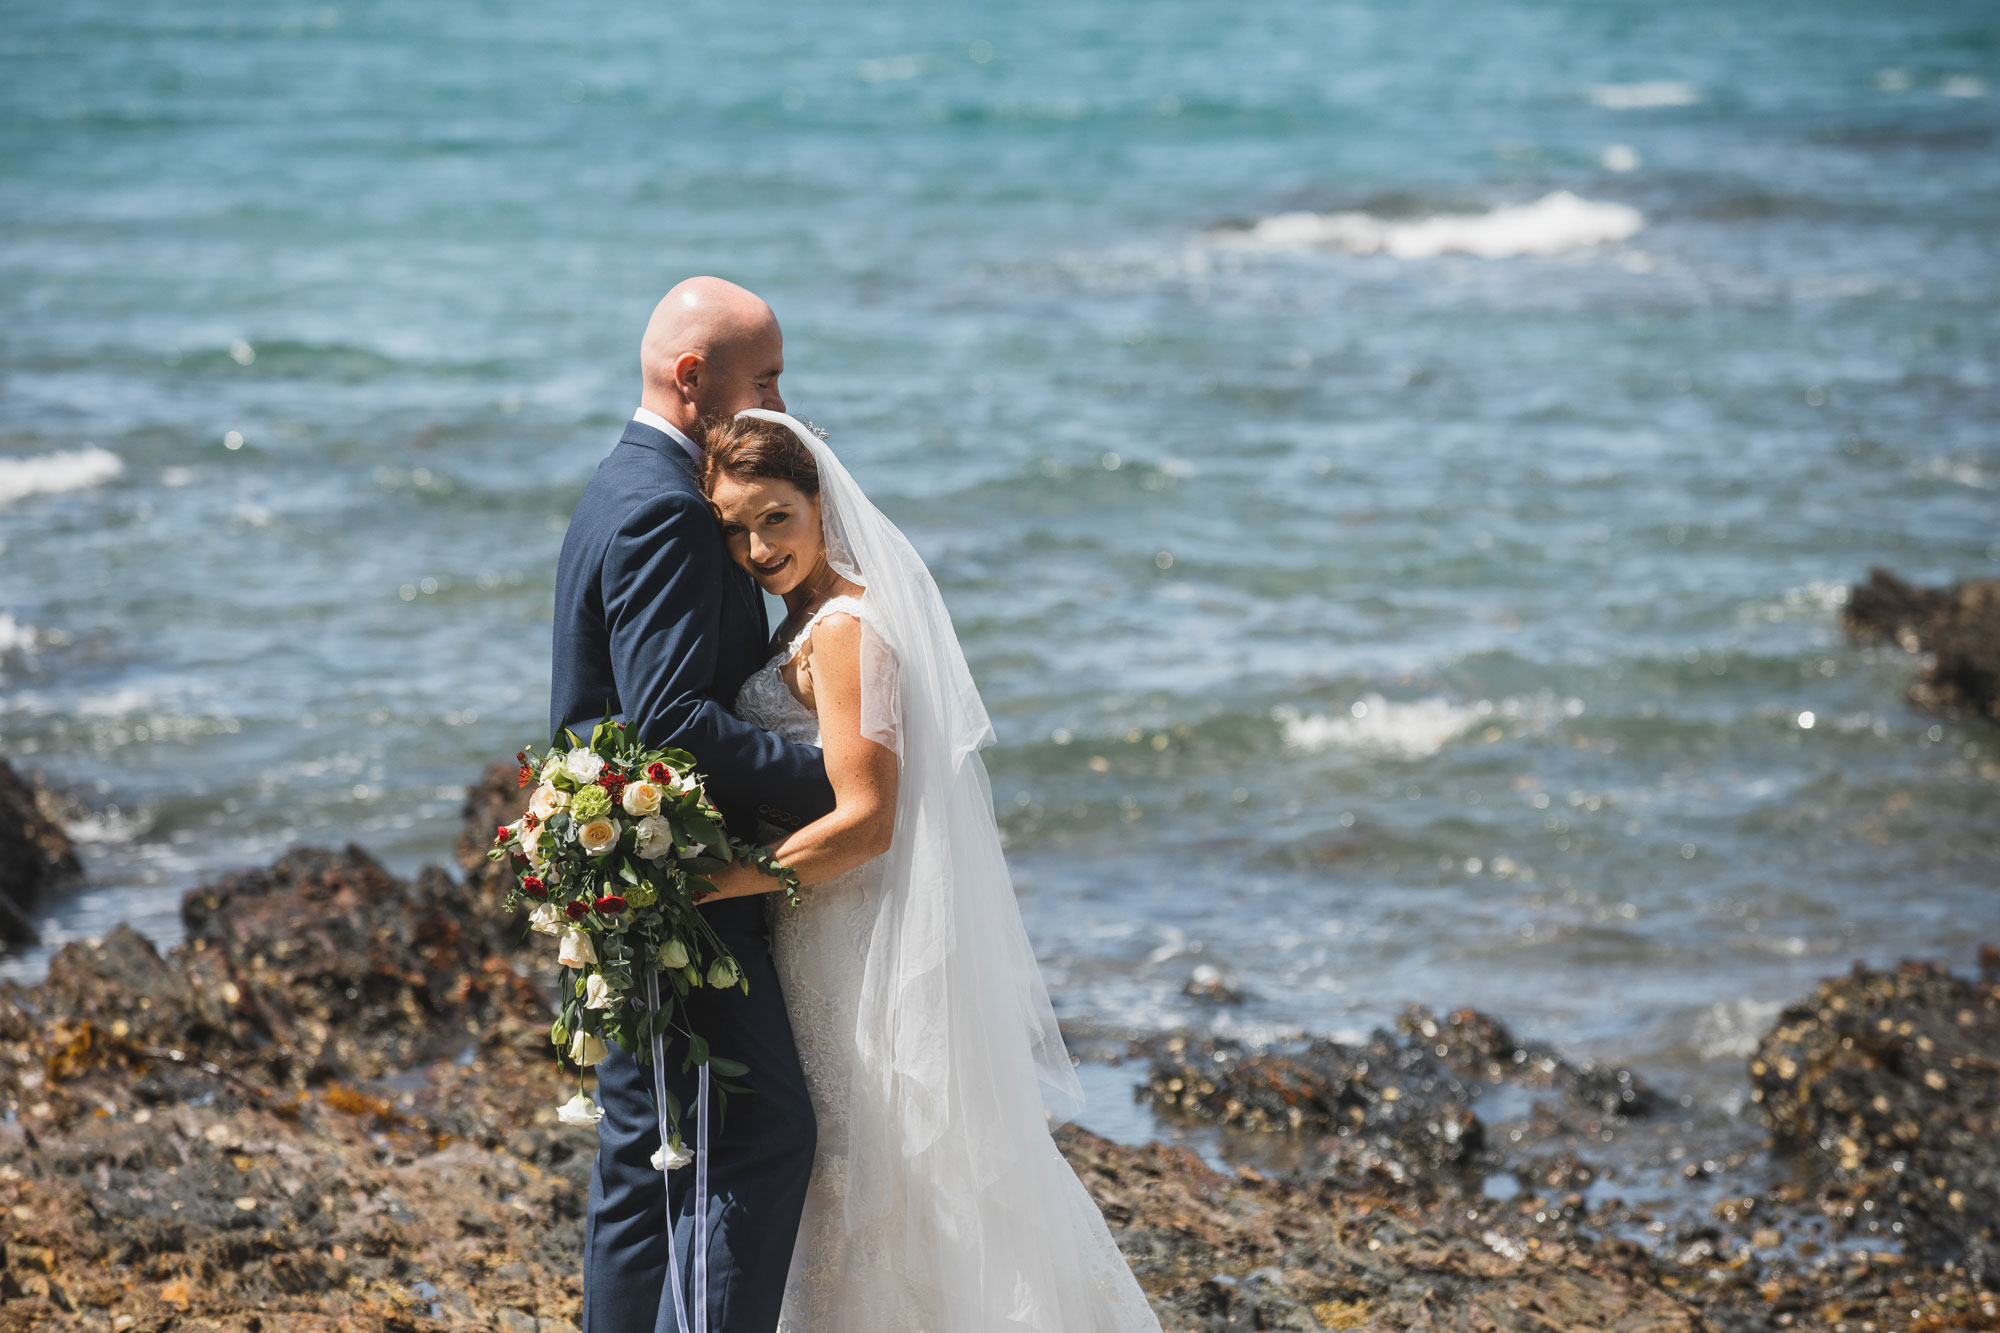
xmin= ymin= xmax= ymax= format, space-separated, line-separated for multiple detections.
xmin=647 ymin=968 xmax=711 ymax=1333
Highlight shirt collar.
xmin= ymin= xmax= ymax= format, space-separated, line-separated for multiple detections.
xmin=632 ymin=407 xmax=701 ymax=464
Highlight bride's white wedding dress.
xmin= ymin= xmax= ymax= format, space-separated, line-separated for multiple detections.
xmin=736 ymin=588 xmax=1159 ymax=1332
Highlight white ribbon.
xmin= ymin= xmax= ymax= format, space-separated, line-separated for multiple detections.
xmin=645 ymin=970 xmax=711 ymax=1333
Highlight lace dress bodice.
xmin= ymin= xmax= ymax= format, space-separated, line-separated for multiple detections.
xmin=732 ymin=598 xmax=866 ymax=749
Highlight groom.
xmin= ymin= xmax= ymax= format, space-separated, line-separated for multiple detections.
xmin=550 ymin=277 xmax=836 ymax=1332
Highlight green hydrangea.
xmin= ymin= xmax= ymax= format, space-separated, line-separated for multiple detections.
xmin=570 ymin=783 xmax=612 ymax=821
xmin=623 ymin=882 xmax=658 ymax=909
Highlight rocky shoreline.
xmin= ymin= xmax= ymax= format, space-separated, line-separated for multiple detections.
xmin=0 ymin=759 xmax=1989 ymax=1332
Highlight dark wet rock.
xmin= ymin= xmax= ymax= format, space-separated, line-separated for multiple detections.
xmin=172 ymin=845 xmax=545 ymax=1084
xmin=1144 ymin=1007 xmax=1656 ymax=1200
xmin=0 ymin=759 xmax=82 ymax=945
xmin=1751 ymin=957 xmax=2000 ymax=1282
xmin=16 ymin=845 xmax=550 ymax=1100
xmin=1844 ymin=568 xmax=2000 ymax=722
xmin=1399 ymin=1004 xmax=1659 ymax=1119
xmin=1145 ymin=1030 xmax=1486 ymax=1191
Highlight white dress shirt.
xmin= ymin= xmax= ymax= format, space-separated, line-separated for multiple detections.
xmin=632 ymin=406 xmax=701 ymax=464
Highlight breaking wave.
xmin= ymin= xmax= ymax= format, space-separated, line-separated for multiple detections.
xmin=0 ymin=446 xmax=124 ymax=507
xmin=1587 ymin=81 xmax=1701 ymax=110
xmin=1214 ymin=191 xmax=1643 ymax=259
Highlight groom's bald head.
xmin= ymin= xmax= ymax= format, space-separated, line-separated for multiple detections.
xmin=639 ymin=277 xmax=786 ymax=433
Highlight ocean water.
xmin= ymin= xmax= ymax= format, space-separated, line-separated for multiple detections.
xmin=3 ymin=0 xmax=1997 ymax=1114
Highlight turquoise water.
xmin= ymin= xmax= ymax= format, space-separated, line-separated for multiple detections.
xmin=3 ymin=0 xmax=1997 ymax=1106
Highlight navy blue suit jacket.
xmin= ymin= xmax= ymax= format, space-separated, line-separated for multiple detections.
xmin=549 ymin=418 xmax=835 ymax=836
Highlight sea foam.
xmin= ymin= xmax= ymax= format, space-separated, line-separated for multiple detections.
xmin=1689 ymin=997 xmax=1788 ymax=1061
xmin=0 ymin=446 xmax=124 ymax=507
xmin=1586 ymin=81 xmax=1701 ymax=110
xmin=1274 ymin=696 xmax=1481 ymax=759
xmin=1217 ymin=191 xmax=1643 ymax=259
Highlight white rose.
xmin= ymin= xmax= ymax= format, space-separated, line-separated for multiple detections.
xmin=577 ymin=817 xmax=620 ymax=857
xmin=528 ymin=902 xmax=565 ymax=936
xmin=541 ymin=753 xmax=566 ymax=783
xmin=520 ymin=825 xmax=550 ymax=869
xmin=582 ymin=972 xmax=613 ymax=1010
xmin=620 ymin=781 xmax=663 ymax=817
xmin=557 ymin=928 xmax=598 ymax=968
xmin=671 ymin=772 xmax=698 ymax=797
xmin=650 ymin=1139 xmax=694 ymax=1171
xmin=633 ymin=815 xmax=673 ymax=862
xmin=557 ymin=1091 xmax=603 ymax=1125
xmin=529 ymin=783 xmax=570 ymax=820
xmin=567 ymin=1029 xmax=609 ymax=1067
xmin=565 ymin=749 xmax=605 ymax=783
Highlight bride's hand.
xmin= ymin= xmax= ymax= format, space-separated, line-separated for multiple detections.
xmin=698 ymin=855 xmax=785 ymax=903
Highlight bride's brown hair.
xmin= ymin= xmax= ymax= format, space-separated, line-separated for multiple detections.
xmin=698 ymin=415 xmax=821 ymax=498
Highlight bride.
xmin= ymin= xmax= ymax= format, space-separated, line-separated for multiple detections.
xmin=696 ymin=409 xmax=1161 ymax=1332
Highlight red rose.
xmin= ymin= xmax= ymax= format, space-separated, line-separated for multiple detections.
xmin=493 ymin=823 xmax=511 ymax=844
xmin=517 ymin=764 xmax=534 ymax=788
xmin=593 ymin=894 xmax=627 ymax=915
xmin=521 ymin=876 xmax=546 ymax=898
xmin=646 ymin=762 xmax=670 ymax=783
xmin=564 ymin=900 xmax=589 ymax=921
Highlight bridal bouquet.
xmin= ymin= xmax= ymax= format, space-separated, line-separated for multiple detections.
xmin=487 ymin=718 xmax=797 ymax=1158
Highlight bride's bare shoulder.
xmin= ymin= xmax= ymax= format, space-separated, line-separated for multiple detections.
xmin=804 ymin=597 xmax=866 ymax=659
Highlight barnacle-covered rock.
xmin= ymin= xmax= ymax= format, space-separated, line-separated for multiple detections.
xmin=1146 ymin=1030 xmax=1486 ymax=1190
xmin=1751 ymin=957 xmax=2000 ymax=1281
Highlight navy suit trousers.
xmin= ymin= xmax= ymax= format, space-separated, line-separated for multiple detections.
xmin=580 ymin=898 xmax=816 ymax=1333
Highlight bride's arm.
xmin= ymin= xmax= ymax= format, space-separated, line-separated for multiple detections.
xmin=701 ymin=613 xmax=897 ymax=900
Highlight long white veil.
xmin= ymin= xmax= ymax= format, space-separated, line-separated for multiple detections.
xmin=738 ymin=412 xmax=1157 ymax=1331
xmin=738 ymin=407 xmax=1081 ymax=1126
